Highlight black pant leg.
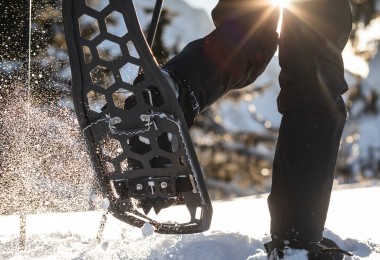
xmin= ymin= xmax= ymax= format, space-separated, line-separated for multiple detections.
xmin=277 ymin=0 xmax=352 ymax=114
xmin=269 ymin=0 xmax=352 ymax=242
xmin=268 ymin=98 xmax=347 ymax=242
xmin=163 ymin=0 xmax=279 ymax=113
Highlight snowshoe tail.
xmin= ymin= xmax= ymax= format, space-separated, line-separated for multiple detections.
xmin=62 ymin=0 xmax=212 ymax=234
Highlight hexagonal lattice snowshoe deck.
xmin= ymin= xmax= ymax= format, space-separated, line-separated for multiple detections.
xmin=62 ymin=0 xmax=212 ymax=234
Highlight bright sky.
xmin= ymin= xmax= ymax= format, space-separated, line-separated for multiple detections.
xmin=181 ymin=0 xmax=283 ymax=33
xmin=182 ymin=0 xmax=218 ymax=14
xmin=181 ymin=0 xmax=288 ymax=14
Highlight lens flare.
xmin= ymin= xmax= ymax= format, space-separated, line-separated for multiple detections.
xmin=270 ymin=0 xmax=290 ymax=8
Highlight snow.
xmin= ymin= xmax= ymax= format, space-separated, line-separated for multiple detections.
xmin=133 ymin=0 xmax=215 ymax=52
xmin=0 ymin=61 xmax=22 ymax=75
xmin=101 ymin=198 xmax=111 ymax=210
xmin=161 ymin=0 xmax=215 ymax=50
xmin=362 ymin=45 xmax=380 ymax=97
xmin=1 ymin=186 xmax=379 ymax=259
xmin=1 ymin=1 xmax=380 ymax=259
xmin=141 ymin=222 xmax=155 ymax=237
xmin=341 ymin=41 xmax=380 ymax=179
xmin=250 ymin=248 xmax=308 ymax=260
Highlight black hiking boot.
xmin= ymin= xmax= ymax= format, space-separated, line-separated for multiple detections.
xmin=264 ymin=237 xmax=353 ymax=260
xmin=132 ymin=69 xmax=200 ymax=129
xmin=161 ymin=69 xmax=200 ymax=128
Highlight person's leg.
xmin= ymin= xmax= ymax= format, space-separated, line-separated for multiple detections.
xmin=137 ymin=0 xmax=279 ymax=212
xmin=268 ymin=0 xmax=352 ymax=243
xmin=269 ymin=101 xmax=347 ymax=242
xmin=162 ymin=0 xmax=280 ymax=127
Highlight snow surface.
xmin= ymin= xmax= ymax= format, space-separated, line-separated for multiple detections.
xmin=1 ymin=185 xmax=379 ymax=259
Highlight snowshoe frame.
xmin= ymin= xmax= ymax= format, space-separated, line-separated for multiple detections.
xmin=62 ymin=0 xmax=212 ymax=234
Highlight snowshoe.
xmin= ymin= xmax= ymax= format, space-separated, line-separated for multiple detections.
xmin=62 ymin=0 xmax=212 ymax=234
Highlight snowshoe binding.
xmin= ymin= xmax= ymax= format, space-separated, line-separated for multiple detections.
xmin=62 ymin=0 xmax=212 ymax=234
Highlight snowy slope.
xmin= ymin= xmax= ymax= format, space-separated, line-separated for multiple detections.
xmin=1 ymin=185 xmax=379 ymax=259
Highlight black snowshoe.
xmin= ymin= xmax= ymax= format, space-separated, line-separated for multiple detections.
xmin=62 ymin=0 xmax=212 ymax=234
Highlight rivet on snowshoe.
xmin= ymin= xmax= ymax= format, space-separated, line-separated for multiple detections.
xmin=136 ymin=184 xmax=143 ymax=190
xmin=109 ymin=117 xmax=122 ymax=125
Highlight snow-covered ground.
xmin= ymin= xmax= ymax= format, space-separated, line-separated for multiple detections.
xmin=1 ymin=185 xmax=379 ymax=259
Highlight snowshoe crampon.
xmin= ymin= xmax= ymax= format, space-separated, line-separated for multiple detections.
xmin=62 ymin=0 xmax=212 ymax=234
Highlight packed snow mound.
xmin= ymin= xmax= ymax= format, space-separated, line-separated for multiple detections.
xmin=1 ymin=186 xmax=379 ymax=259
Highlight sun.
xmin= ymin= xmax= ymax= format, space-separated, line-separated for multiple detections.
xmin=270 ymin=0 xmax=291 ymax=8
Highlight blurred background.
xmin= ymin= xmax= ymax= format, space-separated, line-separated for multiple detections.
xmin=0 ymin=0 xmax=379 ymax=214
